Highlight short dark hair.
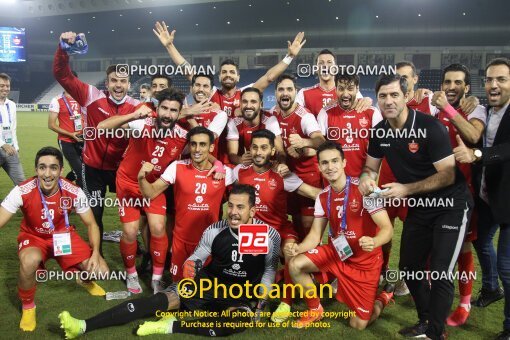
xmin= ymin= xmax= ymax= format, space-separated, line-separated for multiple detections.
xmin=335 ymin=73 xmax=360 ymax=87
xmin=396 ymin=61 xmax=417 ymax=77
xmin=275 ymin=73 xmax=296 ymax=90
xmin=442 ymin=64 xmax=471 ymax=86
xmin=140 ymin=83 xmax=150 ymax=91
xmin=187 ymin=126 xmax=214 ymax=144
xmin=155 ymin=88 xmax=186 ymax=109
xmin=191 ymin=73 xmax=215 ymax=87
xmin=151 ymin=74 xmax=173 ymax=88
xmin=316 ymin=49 xmax=336 ymax=62
xmin=0 ymin=73 xmax=11 ymax=82
xmin=241 ymin=87 xmax=263 ymax=101
xmin=220 ymin=59 xmax=239 ymax=72
xmin=375 ymin=74 xmax=408 ymax=95
xmin=485 ymin=57 xmax=510 ymax=73
xmin=229 ymin=184 xmax=256 ymax=207
xmin=251 ymin=129 xmax=275 ymax=147
xmin=316 ymin=141 xmax=345 ymax=162
xmin=35 ymin=146 xmax=64 ymax=168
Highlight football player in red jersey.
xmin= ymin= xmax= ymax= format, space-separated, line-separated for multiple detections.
xmin=138 ymin=126 xmax=235 ymax=282
xmin=227 ymin=87 xmax=285 ymax=165
xmin=232 ymin=129 xmax=321 ymax=322
xmin=272 ymin=74 xmax=326 ymax=239
xmin=296 ymin=49 xmax=372 ymax=116
xmin=0 ymin=147 xmax=108 ymax=331
xmin=97 ymin=89 xmax=190 ymax=294
xmin=285 ymin=141 xmax=393 ymax=329
xmin=431 ymin=64 xmax=486 ymax=326
xmin=317 ymin=73 xmax=382 ymax=177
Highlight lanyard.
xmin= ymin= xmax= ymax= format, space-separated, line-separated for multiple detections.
xmin=327 ymin=176 xmax=350 ymax=237
xmin=0 ymin=102 xmax=12 ymax=126
xmin=37 ymin=179 xmax=70 ymax=232
xmin=61 ymin=93 xmax=76 ymax=117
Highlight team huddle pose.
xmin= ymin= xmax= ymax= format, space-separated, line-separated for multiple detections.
xmin=0 ymin=17 xmax=509 ymax=340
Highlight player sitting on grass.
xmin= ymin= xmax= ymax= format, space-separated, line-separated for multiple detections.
xmin=0 ymin=146 xmax=109 ymax=331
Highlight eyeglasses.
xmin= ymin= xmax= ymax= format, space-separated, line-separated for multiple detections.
xmin=485 ymin=77 xmax=510 ymax=85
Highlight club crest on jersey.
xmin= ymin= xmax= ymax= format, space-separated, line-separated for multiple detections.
xmin=359 ymin=116 xmax=369 ymax=128
xmin=151 ymin=158 xmax=159 ymax=164
xmin=408 ymin=140 xmax=419 ymax=153
xmin=350 ymin=198 xmax=360 ymax=212
xmin=268 ymin=178 xmax=277 ymax=190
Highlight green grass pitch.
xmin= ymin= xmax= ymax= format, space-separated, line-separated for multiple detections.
xmin=0 ymin=111 xmax=503 ymax=339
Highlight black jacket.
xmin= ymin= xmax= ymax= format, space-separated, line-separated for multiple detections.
xmin=473 ymin=104 xmax=510 ymax=224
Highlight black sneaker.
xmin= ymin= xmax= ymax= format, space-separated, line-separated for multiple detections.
xmin=496 ymin=329 xmax=510 ymax=340
xmin=472 ymin=287 xmax=504 ymax=307
xmin=398 ymin=321 xmax=428 ymax=338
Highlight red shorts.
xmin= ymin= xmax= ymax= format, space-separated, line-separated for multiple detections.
xmin=17 ymin=231 xmax=92 ymax=271
xmin=170 ymin=237 xmax=198 ymax=282
xmin=288 ymin=171 xmax=322 ymax=217
xmin=465 ymin=208 xmax=478 ymax=242
xmin=116 ymin=180 xmax=167 ymax=223
xmin=305 ymin=244 xmax=380 ymax=321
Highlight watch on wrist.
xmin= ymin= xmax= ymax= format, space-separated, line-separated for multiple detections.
xmin=473 ymin=149 xmax=482 ymax=161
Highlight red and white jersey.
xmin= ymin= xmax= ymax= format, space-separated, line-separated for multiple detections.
xmin=271 ymin=104 xmax=321 ymax=175
xmin=297 ymin=84 xmax=364 ymax=117
xmin=53 ymin=46 xmax=140 ymax=170
xmin=210 ymin=83 xmax=254 ymax=118
xmin=314 ymin=178 xmax=384 ymax=270
xmin=437 ymin=104 xmax=486 ymax=194
xmin=1 ymin=177 xmax=89 ymax=238
xmin=406 ymin=94 xmax=438 ymax=116
xmin=233 ymin=164 xmax=303 ymax=231
xmin=116 ymin=116 xmax=189 ymax=188
xmin=160 ymin=159 xmax=235 ymax=244
xmin=226 ymin=111 xmax=281 ymax=152
xmin=318 ymin=104 xmax=382 ymax=177
xmin=49 ymin=94 xmax=84 ymax=143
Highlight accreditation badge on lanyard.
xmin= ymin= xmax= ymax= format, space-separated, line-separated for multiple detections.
xmin=38 ymin=179 xmax=73 ymax=256
xmin=62 ymin=94 xmax=82 ymax=131
xmin=1 ymin=103 xmax=13 ymax=144
xmin=327 ymin=177 xmax=353 ymax=261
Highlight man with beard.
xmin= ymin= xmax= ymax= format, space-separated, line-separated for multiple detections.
xmin=96 ymin=89 xmax=189 ymax=294
xmin=317 ymin=73 xmax=382 ymax=177
xmin=138 ymin=126 xmax=235 ymax=282
xmin=431 ymin=63 xmax=486 ymax=326
xmin=272 ymin=74 xmax=326 ymax=240
xmin=296 ymin=49 xmax=371 ymax=117
xmin=360 ymin=74 xmax=472 ymax=339
xmin=227 ymin=87 xmax=285 ymax=165
xmin=54 ymin=31 xmax=140 ymax=254
xmin=232 ymin=129 xmax=321 ymax=322
xmin=58 ymin=184 xmax=281 ymax=339
xmin=453 ymin=58 xmax=510 ymax=339
xmin=0 ymin=147 xmax=109 ymax=331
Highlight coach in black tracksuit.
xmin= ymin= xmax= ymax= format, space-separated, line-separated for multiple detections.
xmin=360 ymin=74 xmax=472 ymax=340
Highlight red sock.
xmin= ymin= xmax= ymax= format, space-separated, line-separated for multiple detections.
xmin=18 ymin=285 xmax=36 ymax=310
xmin=304 ymin=295 xmax=321 ymax=310
xmin=458 ymin=251 xmax=474 ymax=297
xmin=150 ymin=234 xmax=168 ymax=274
xmin=281 ymin=263 xmax=293 ymax=305
xmin=120 ymin=239 xmax=137 ymax=270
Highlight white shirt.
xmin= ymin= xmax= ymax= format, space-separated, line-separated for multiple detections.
xmin=0 ymin=98 xmax=19 ymax=150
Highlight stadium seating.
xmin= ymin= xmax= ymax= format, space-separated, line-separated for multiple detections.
xmin=36 ymin=72 xmax=105 ymax=104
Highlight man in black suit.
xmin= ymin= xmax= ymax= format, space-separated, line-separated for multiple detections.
xmin=454 ymin=57 xmax=510 ymax=340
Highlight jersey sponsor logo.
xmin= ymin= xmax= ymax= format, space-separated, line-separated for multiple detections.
xmin=357 ymin=307 xmax=370 ymax=314
xmin=232 ymin=263 xmax=241 ymax=270
xmin=196 ymin=196 xmax=204 ymax=203
xmin=238 ymin=224 xmax=269 ymax=255
xmin=408 ymin=140 xmax=419 ymax=153
xmin=268 ymin=178 xmax=277 ymax=190
xmin=344 ymin=230 xmax=356 ymax=239
xmin=359 ymin=116 xmax=369 ymax=128
xmin=97 ymin=107 xmax=110 ymax=116
xmin=151 ymin=158 xmax=159 ymax=164
xmin=380 ymin=143 xmax=391 ymax=147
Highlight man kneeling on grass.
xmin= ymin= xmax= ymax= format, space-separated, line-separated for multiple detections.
xmin=59 ymin=184 xmax=281 ymax=338
xmin=284 ymin=141 xmax=394 ymax=330
xmin=0 ymin=146 xmax=108 ymax=331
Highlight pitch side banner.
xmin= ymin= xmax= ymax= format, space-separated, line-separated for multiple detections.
xmin=16 ymin=103 xmax=35 ymax=111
